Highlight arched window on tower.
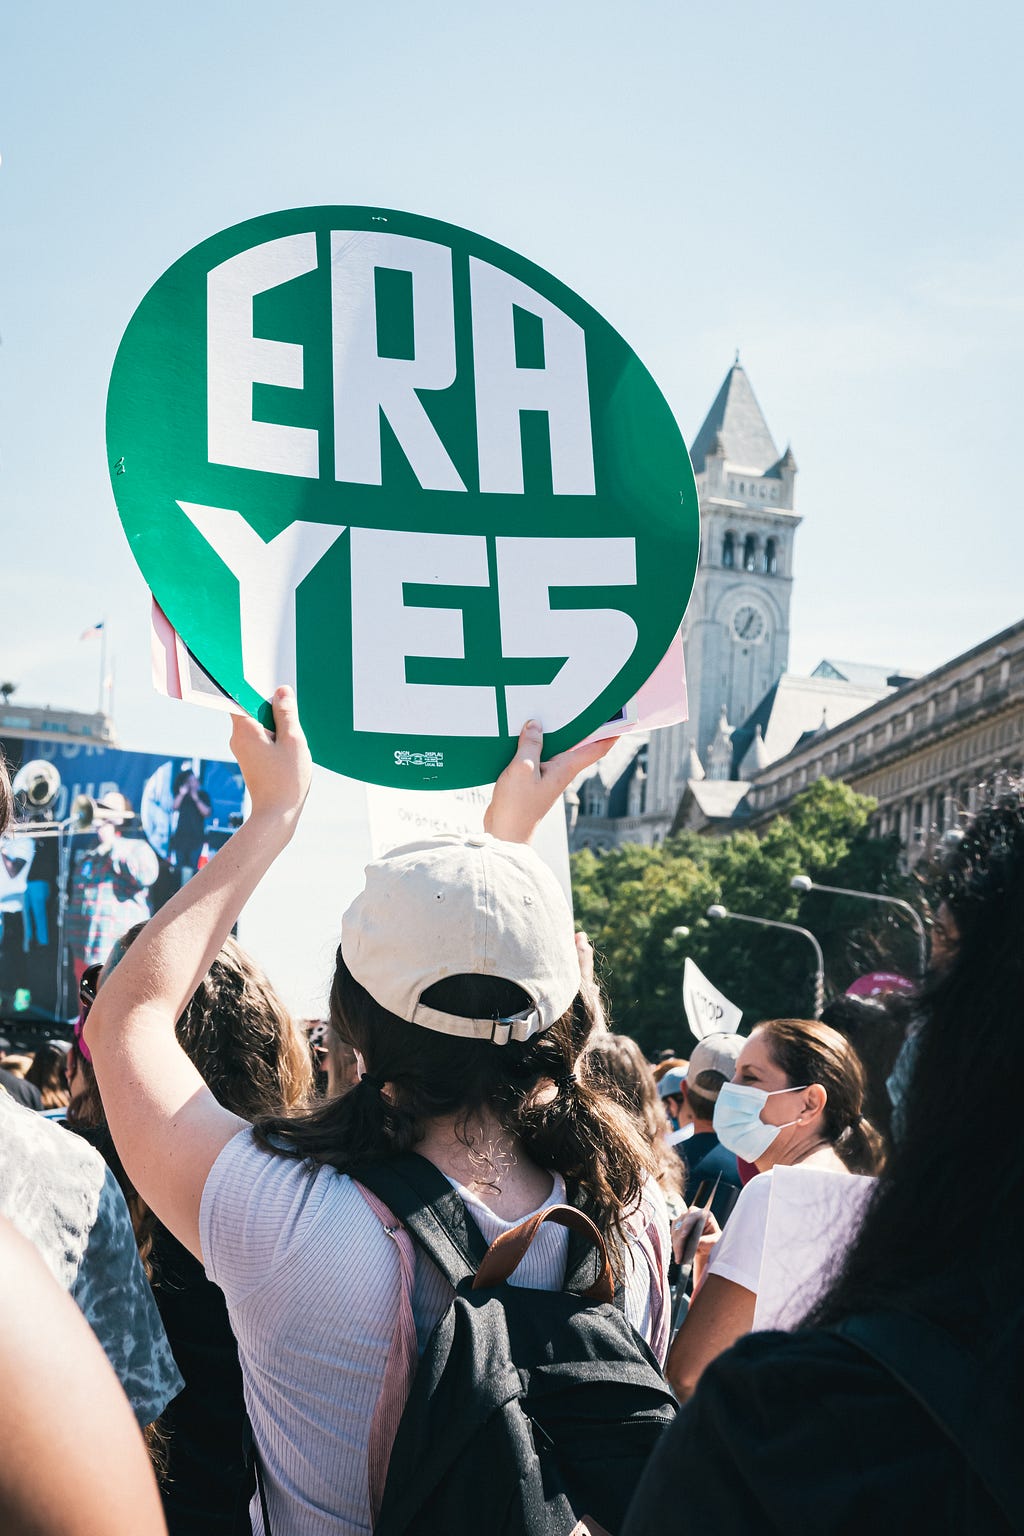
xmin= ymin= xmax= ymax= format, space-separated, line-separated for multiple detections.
xmin=743 ymin=534 xmax=757 ymax=572
xmin=722 ymin=532 xmax=735 ymax=568
xmin=764 ymin=538 xmax=778 ymax=575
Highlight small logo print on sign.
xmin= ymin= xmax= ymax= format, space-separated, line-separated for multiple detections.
xmin=395 ymin=750 xmax=444 ymax=768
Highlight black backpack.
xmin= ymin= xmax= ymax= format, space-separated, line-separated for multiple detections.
xmin=347 ymin=1153 xmax=678 ymax=1536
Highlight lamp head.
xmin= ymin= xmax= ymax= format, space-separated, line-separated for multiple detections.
xmin=790 ymin=875 xmax=813 ymax=894
xmin=706 ymin=904 xmax=727 ymax=921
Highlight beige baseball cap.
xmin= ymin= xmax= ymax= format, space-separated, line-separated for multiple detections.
xmin=341 ymin=834 xmax=580 ymax=1044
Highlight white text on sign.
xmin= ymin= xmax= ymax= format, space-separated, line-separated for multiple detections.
xmin=177 ymin=504 xmax=637 ymax=733
xmin=206 ymin=231 xmax=596 ymax=495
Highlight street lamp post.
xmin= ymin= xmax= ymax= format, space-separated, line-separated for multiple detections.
xmin=790 ymin=875 xmax=927 ymax=982
xmin=706 ymin=904 xmax=825 ymax=1018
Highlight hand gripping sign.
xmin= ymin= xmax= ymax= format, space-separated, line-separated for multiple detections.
xmin=108 ymin=207 xmax=700 ymax=789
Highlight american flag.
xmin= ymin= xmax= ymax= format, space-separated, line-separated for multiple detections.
xmin=79 ymin=621 xmax=105 ymax=642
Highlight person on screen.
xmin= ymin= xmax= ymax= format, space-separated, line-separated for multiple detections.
xmin=67 ymin=794 xmax=159 ymax=983
xmin=170 ymin=768 xmax=211 ymax=886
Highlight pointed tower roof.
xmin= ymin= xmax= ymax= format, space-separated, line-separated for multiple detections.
xmin=690 ymin=361 xmax=780 ymax=474
xmin=738 ymin=723 xmax=770 ymax=779
xmin=678 ymin=740 xmax=705 ymax=783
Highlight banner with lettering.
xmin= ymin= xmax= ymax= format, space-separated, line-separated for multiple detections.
xmin=108 ymin=207 xmax=699 ymax=788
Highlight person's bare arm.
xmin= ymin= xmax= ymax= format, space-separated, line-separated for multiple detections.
xmin=0 ymin=1217 xmax=167 ymax=1536
xmin=87 ymin=687 xmax=312 ymax=1260
xmin=484 ymin=719 xmax=613 ymax=844
xmin=665 ymin=1273 xmax=755 ymax=1402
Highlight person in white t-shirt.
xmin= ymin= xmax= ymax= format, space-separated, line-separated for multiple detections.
xmin=666 ymin=1016 xmax=883 ymax=1401
xmin=85 ymin=692 xmax=671 ymax=1536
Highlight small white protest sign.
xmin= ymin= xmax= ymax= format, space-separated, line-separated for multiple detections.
xmin=365 ymin=782 xmax=572 ymax=909
xmin=754 ymin=1166 xmax=875 ymax=1330
xmin=683 ymin=956 xmax=743 ymax=1040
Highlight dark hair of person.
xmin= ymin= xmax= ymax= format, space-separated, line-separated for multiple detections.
xmin=819 ymin=994 xmax=906 ymax=1150
xmin=25 ymin=1043 xmax=70 ymax=1110
xmin=173 ymin=767 xmax=194 ymax=793
xmin=583 ymin=1033 xmax=684 ymax=1205
xmin=755 ymin=1018 xmax=885 ymax=1175
xmin=686 ymin=1069 xmax=726 ymax=1123
xmin=0 ymin=753 xmax=12 ymax=837
xmin=255 ymin=952 xmax=658 ymax=1253
xmin=807 ymin=779 xmax=1024 ymax=1338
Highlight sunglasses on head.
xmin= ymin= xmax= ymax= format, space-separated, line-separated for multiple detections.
xmin=79 ymin=964 xmax=103 ymax=1012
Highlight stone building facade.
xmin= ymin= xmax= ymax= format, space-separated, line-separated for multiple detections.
xmin=733 ymin=618 xmax=1024 ymax=865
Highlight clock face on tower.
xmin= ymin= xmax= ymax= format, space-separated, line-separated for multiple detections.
xmin=732 ymin=604 xmax=766 ymax=643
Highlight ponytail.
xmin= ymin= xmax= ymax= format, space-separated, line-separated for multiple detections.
xmin=513 ymin=1057 xmax=652 ymax=1264
xmin=835 ymin=1112 xmax=885 ymax=1175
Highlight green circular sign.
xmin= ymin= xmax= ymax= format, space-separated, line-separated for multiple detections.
xmin=107 ymin=206 xmax=699 ymax=789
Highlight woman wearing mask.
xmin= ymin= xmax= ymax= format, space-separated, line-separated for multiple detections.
xmin=666 ymin=1017 xmax=883 ymax=1400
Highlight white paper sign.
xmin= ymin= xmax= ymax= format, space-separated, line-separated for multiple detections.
xmin=365 ymin=782 xmax=573 ymax=910
xmin=754 ymin=1166 xmax=875 ymax=1330
xmin=683 ymin=956 xmax=743 ymax=1039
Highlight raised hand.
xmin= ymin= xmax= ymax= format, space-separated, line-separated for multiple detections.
xmin=229 ymin=686 xmax=313 ymax=828
xmin=484 ymin=720 xmax=614 ymax=844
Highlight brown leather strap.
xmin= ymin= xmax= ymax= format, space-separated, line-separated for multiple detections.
xmin=471 ymin=1204 xmax=614 ymax=1303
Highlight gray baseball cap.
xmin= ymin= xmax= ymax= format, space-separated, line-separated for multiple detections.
xmin=687 ymin=1032 xmax=745 ymax=1090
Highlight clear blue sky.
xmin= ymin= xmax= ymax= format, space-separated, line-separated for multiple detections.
xmin=3 ymin=0 xmax=1022 ymax=759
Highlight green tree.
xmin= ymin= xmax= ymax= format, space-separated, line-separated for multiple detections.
xmin=570 ymin=779 xmax=914 ymax=1056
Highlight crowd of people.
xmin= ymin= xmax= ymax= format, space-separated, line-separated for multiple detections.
xmin=0 ymin=692 xmax=1019 ymax=1535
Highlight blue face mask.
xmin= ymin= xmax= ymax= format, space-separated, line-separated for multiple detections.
xmin=713 ymin=1080 xmax=809 ymax=1162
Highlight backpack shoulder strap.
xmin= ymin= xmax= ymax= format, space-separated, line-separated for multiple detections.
xmin=564 ymin=1180 xmax=626 ymax=1311
xmin=832 ymin=1310 xmax=1023 ymax=1524
xmin=347 ymin=1153 xmax=489 ymax=1287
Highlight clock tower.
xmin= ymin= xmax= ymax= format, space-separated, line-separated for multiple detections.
xmin=647 ymin=360 xmax=801 ymax=818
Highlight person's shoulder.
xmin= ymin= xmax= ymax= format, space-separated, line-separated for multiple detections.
xmin=0 ymin=1092 xmax=104 ymax=1181
xmin=0 ymin=1068 xmax=44 ymax=1111
xmin=713 ymin=1324 xmax=860 ymax=1377
xmin=202 ymin=1127 xmax=369 ymax=1239
xmin=697 ymin=1323 xmax=952 ymax=1444
xmin=690 ymin=1138 xmax=740 ymax=1185
xmin=687 ymin=1325 xmax=896 ymax=1438
xmin=728 ymin=1167 xmax=774 ymax=1216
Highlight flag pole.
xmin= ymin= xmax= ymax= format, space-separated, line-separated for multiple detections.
xmin=98 ymin=619 xmax=108 ymax=715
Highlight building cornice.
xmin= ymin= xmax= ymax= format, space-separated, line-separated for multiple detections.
xmin=745 ymin=619 xmax=1024 ymax=824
